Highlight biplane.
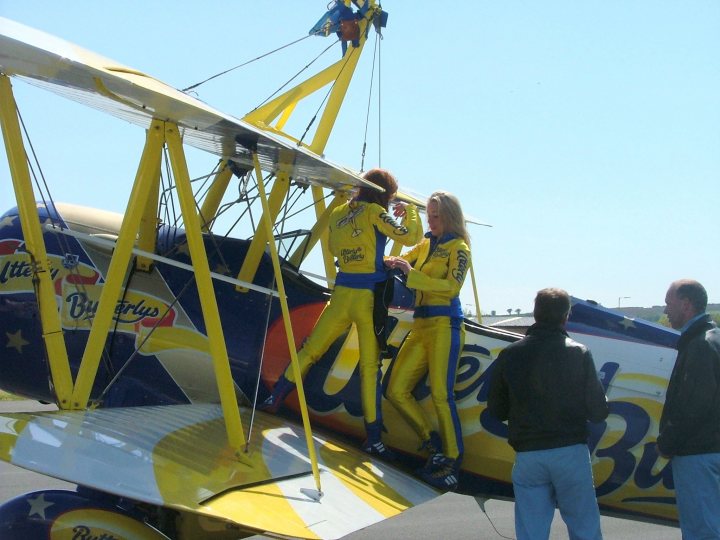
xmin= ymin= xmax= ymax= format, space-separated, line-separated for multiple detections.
xmin=0 ymin=2 xmax=681 ymax=538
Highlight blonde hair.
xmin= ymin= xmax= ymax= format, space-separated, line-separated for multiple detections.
xmin=428 ymin=191 xmax=470 ymax=246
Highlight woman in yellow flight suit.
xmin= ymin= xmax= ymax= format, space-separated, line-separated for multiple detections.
xmin=261 ymin=168 xmax=422 ymax=457
xmin=385 ymin=191 xmax=471 ymax=490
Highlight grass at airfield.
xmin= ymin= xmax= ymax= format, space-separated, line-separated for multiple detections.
xmin=0 ymin=390 xmax=20 ymax=401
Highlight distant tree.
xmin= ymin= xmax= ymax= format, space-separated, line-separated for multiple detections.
xmin=515 ymin=309 xmax=521 ymax=315
xmin=507 ymin=308 xmax=512 ymax=315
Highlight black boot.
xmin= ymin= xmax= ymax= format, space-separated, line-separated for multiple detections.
xmin=418 ymin=430 xmax=442 ymax=455
xmin=418 ymin=454 xmax=460 ymax=491
xmin=259 ymin=375 xmax=295 ymax=413
xmin=416 ymin=431 xmax=443 ymax=474
xmin=361 ymin=420 xmax=396 ymax=460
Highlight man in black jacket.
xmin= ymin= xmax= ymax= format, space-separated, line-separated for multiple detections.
xmin=657 ymin=279 xmax=720 ymax=539
xmin=488 ymin=288 xmax=608 ymax=540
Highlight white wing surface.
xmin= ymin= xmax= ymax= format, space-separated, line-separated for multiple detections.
xmin=0 ymin=17 xmax=376 ymax=193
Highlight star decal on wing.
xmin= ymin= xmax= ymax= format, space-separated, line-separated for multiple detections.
xmin=618 ymin=317 xmax=636 ymax=330
xmin=6 ymin=329 xmax=29 ymax=354
xmin=0 ymin=216 xmax=15 ymax=229
xmin=27 ymin=493 xmax=53 ymax=519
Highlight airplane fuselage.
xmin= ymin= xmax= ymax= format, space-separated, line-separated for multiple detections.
xmin=0 ymin=202 xmax=680 ymax=526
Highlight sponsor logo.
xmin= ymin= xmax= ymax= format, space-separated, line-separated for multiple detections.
xmin=281 ymin=311 xmax=675 ymax=512
xmin=379 ymin=211 xmax=408 ymax=235
xmin=69 ymin=525 xmax=120 ymax=540
xmin=66 ymin=292 xmax=161 ymax=323
xmin=63 ymin=287 xmax=175 ymax=328
xmin=452 ymin=250 xmax=469 ymax=284
xmin=340 ymin=247 xmax=364 ymax=264
xmin=336 ymin=205 xmax=364 ymax=228
xmin=432 ymin=246 xmax=450 ymax=259
xmin=0 ymin=257 xmax=61 ymax=284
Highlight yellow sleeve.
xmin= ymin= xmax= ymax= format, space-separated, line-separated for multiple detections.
xmin=372 ymin=203 xmax=422 ymax=247
xmin=399 ymin=237 xmax=426 ymax=266
xmin=406 ymin=242 xmax=470 ymax=298
xmin=400 ymin=204 xmax=423 ymax=245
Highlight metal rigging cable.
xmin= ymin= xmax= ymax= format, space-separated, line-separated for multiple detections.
xmin=181 ymin=32 xmax=323 ymax=93
xmin=360 ymin=28 xmax=381 ymax=172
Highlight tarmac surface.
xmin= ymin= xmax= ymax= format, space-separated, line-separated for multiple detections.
xmin=0 ymin=400 xmax=681 ymax=539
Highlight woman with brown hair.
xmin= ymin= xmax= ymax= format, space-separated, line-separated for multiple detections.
xmin=261 ymin=168 xmax=422 ymax=457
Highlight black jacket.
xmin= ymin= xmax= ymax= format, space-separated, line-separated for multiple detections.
xmin=487 ymin=323 xmax=609 ymax=452
xmin=658 ymin=315 xmax=720 ymax=457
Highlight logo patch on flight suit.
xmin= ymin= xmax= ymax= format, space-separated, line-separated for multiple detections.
xmin=433 ymin=247 xmax=450 ymax=259
xmin=453 ymin=249 xmax=469 ymax=284
xmin=340 ymin=247 xmax=364 ymax=263
xmin=336 ymin=205 xmax=365 ymax=237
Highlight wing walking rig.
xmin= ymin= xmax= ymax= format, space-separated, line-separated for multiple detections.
xmin=0 ymin=2 xmax=686 ymax=538
xmin=0 ymin=2 xmax=447 ymax=539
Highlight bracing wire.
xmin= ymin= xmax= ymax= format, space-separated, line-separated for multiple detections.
xmin=377 ymin=27 xmax=382 ymax=168
xmin=251 ymin=38 xmax=340 ymax=116
xmin=15 ymin=104 xmax=120 ymax=380
xmin=360 ymin=30 xmax=380 ymax=172
xmin=297 ymin=45 xmax=358 ymax=146
xmin=181 ymin=33 xmax=319 ymax=93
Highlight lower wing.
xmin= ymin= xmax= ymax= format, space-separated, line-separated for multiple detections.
xmin=0 ymin=403 xmax=438 ymax=539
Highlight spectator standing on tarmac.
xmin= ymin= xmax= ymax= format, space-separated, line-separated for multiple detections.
xmin=657 ymin=279 xmax=720 ymax=539
xmin=385 ymin=190 xmax=471 ymax=491
xmin=488 ymin=287 xmax=608 ymax=540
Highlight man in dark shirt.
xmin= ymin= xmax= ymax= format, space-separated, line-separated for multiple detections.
xmin=488 ymin=288 xmax=608 ymax=540
xmin=657 ymin=279 xmax=720 ymax=539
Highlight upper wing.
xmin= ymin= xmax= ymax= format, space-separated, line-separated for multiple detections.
xmin=395 ymin=189 xmax=492 ymax=227
xmin=0 ymin=17 xmax=376 ymax=193
xmin=0 ymin=403 xmax=438 ymax=539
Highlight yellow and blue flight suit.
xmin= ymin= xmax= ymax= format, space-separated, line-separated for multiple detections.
xmin=386 ymin=232 xmax=470 ymax=488
xmin=264 ymin=199 xmax=422 ymax=452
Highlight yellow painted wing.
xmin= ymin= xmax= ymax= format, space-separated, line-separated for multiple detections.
xmin=0 ymin=403 xmax=438 ymax=539
xmin=0 ymin=17 xmax=376 ymax=194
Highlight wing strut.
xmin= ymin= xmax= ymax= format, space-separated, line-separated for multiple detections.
xmin=469 ymin=262 xmax=483 ymax=324
xmin=0 ymin=74 xmax=74 ymax=406
xmin=250 ymin=150 xmax=323 ymax=496
xmin=237 ymin=2 xmax=384 ymax=275
xmin=287 ymin=188 xmax=346 ymax=284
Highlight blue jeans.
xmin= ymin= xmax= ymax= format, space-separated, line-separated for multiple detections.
xmin=672 ymin=453 xmax=720 ymax=539
xmin=512 ymin=444 xmax=602 ymax=540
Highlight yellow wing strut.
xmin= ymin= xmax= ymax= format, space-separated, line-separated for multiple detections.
xmin=0 ymin=74 xmax=74 ymax=407
xmin=251 ymin=150 xmax=322 ymax=494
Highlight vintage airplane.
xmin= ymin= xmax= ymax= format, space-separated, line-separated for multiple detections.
xmin=0 ymin=1 xmax=681 ymax=538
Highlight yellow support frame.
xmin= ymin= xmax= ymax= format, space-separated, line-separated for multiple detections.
xmin=469 ymin=263 xmax=483 ymax=324
xmin=68 ymin=119 xmax=246 ymax=449
xmin=165 ymin=123 xmax=244 ymax=451
xmin=134 ymin=143 xmax=161 ymax=272
xmin=1 ymin=4 xmax=384 ymax=468
xmin=199 ymin=162 xmax=233 ymax=233
xmin=238 ymin=3 xmax=381 ymax=286
xmin=70 ymin=120 xmax=166 ymax=408
xmin=288 ymin=189 xmax=345 ymax=281
xmin=0 ymin=74 xmax=74 ymax=407
xmin=235 ymin=171 xmax=291 ymax=291
xmin=251 ymin=151 xmax=322 ymax=494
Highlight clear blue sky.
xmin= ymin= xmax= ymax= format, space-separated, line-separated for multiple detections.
xmin=1 ymin=1 xmax=719 ymax=314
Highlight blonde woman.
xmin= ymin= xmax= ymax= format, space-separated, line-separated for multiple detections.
xmin=386 ymin=191 xmax=470 ymax=489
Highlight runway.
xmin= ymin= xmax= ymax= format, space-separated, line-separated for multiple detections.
xmin=0 ymin=400 xmax=680 ymax=539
